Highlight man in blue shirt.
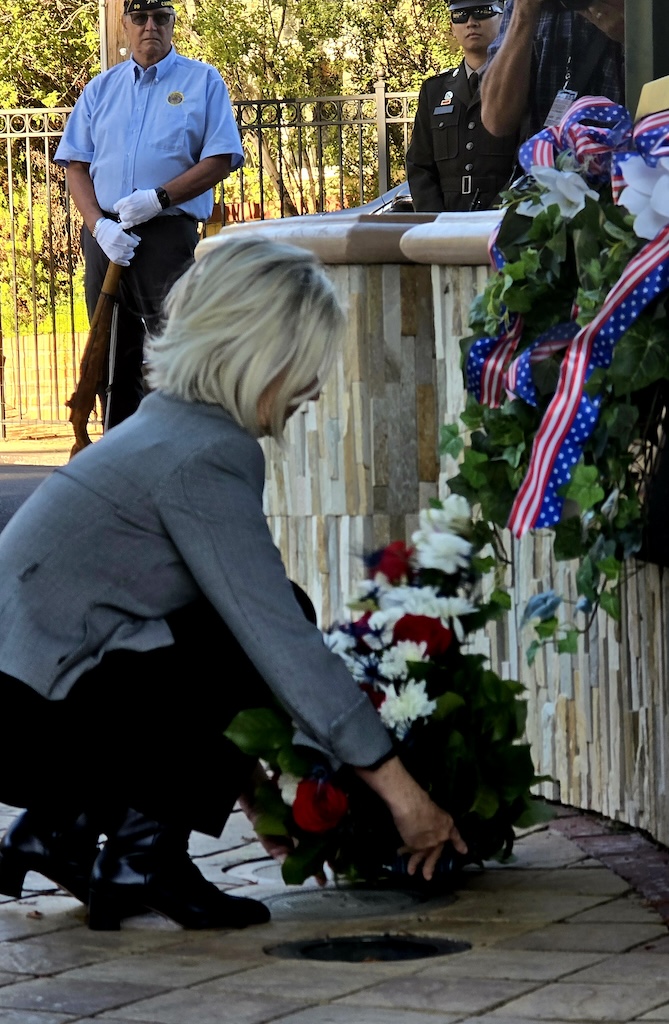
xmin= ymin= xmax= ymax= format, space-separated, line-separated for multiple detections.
xmin=480 ymin=0 xmax=624 ymax=141
xmin=55 ymin=0 xmax=244 ymax=427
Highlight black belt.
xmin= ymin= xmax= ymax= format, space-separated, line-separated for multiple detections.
xmin=101 ymin=210 xmax=198 ymax=225
xmin=440 ymin=176 xmax=501 ymax=195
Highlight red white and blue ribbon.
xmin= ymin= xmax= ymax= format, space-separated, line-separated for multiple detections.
xmin=519 ymin=96 xmax=632 ymax=183
xmin=507 ymin=222 xmax=669 ymax=536
xmin=505 ymin=321 xmax=580 ymax=407
xmin=466 ymin=98 xmax=631 ymax=411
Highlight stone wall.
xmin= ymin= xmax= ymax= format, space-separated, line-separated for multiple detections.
xmin=196 ymin=213 xmax=669 ymax=850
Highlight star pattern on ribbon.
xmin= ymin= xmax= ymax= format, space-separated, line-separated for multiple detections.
xmin=465 ymin=96 xmax=669 ymax=538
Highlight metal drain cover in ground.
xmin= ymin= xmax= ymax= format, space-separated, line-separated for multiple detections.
xmin=266 ymin=933 xmax=472 ymax=962
xmin=261 ymin=887 xmax=456 ymax=920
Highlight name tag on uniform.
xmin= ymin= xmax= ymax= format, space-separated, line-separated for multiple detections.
xmin=544 ymin=89 xmax=578 ymax=127
xmin=433 ymin=91 xmax=454 ymax=115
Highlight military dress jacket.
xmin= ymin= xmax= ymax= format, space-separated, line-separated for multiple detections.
xmin=0 ymin=391 xmax=393 ymax=771
xmin=406 ymin=59 xmax=518 ymax=213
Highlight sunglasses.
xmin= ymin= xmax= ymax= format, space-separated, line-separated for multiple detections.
xmin=128 ymin=10 xmax=174 ymax=25
xmin=451 ymin=6 xmax=501 ymax=22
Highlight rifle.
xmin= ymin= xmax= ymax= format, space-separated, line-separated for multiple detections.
xmin=67 ymin=261 xmax=123 ymax=459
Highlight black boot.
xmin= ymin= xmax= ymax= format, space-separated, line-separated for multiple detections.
xmin=88 ymin=808 xmax=271 ymax=931
xmin=0 ymin=809 xmax=99 ymax=904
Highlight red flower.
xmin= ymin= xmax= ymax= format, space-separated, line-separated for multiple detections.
xmin=360 ymin=682 xmax=387 ymax=710
xmin=374 ymin=541 xmax=414 ymax=583
xmin=393 ymin=614 xmax=453 ymax=657
xmin=292 ymin=779 xmax=349 ymax=833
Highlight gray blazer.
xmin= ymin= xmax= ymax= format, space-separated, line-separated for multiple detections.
xmin=0 ymin=391 xmax=392 ymax=769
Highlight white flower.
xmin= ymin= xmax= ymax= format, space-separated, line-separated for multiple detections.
xmin=323 ymin=629 xmax=356 ymax=657
xmin=419 ymin=496 xmax=472 ymax=537
xmin=363 ymin=609 xmax=400 ymax=649
xmin=278 ymin=772 xmax=301 ymax=806
xmin=433 ymin=594 xmax=478 ymax=642
xmin=351 ymin=574 xmax=392 ymax=602
xmin=379 ymin=640 xmax=429 ymax=680
xmin=378 ymin=584 xmax=442 ymax=617
xmin=517 ymin=165 xmax=599 ymax=220
xmin=378 ymin=679 xmax=437 ymax=740
xmin=617 ymin=155 xmax=669 ymax=240
xmin=412 ymin=530 xmax=472 ymax=576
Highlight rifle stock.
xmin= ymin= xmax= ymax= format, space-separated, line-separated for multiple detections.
xmin=67 ymin=261 xmax=123 ymax=459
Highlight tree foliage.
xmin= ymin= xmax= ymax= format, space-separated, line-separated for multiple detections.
xmin=0 ymin=0 xmax=99 ymax=108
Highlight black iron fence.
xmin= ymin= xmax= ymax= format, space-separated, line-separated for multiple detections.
xmin=0 ymin=81 xmax=417 ymax=435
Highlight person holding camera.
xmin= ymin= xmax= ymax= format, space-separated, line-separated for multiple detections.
xmin=480 ymin=0 xmax=624 ymax=140
xmin=406 ymin=0 xmax=518 ymax=212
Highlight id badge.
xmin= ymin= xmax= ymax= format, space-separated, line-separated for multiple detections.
xmin=544 ymin=89 xmax=578 ymax=127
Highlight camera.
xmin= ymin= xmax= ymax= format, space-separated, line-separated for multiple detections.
xmin=542 ymin=0 xmax=592 ymax=10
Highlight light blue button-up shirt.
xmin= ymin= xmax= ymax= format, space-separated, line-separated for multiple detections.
xmin=54 ymin=47 xmax=244 ymax=223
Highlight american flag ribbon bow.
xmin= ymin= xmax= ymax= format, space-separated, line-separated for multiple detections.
xmin=465 ymin=98 xmax=631 ymax=413
xmin=518 ymin=96 xmax=632 ymax=183
xmin=507 ymin=102 xmax=669 ymax=537
xmin=466 ymin=98 xmax=669 ymax=538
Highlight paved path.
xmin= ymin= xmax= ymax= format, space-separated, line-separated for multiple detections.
xmin=0 ymin=437 xmax=667 ymax=1022
xmin=0 ymin=805 xmax=667 ymax=1023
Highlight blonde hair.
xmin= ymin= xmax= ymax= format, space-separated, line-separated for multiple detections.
xmin=144 ymin=235 xmax=345 ymax=441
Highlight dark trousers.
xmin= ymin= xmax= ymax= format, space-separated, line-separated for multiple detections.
xmin=82 ymin=215 xmax=199 ymax=429
xmin=0 ymin=586 xmax=316 ymax=838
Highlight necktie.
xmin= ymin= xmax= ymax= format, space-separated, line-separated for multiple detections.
xmin=469 ymin=72 xmax=479 ymax=98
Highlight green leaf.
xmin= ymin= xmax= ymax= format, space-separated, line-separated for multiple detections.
xmin=553 ymin=516 xmax=584 ymax=561
xmin=224 ymin=707 xmax=293 ymax=759
xmin=534 ymin=616 xmax=558 ymax=640
xmin=281 ymin=840 xmax=329 ymax=885
xmin=596 ymin=555 xmax=621 ymax=582
xmin=557 ymin=629 xmax=579 ymax=655
xmin=576 ymin=555 xmax=598 ymax=602
xmin=253 ymin=812 xmax=289 ymax=837
xmin=439 ymin=422 xmax=464 ymax=459
xmin=610 ymin=324 xmax=669 ymax=394
xmin=277 ymin=746 xmax=312 ymax=778
xmin=469 ymin=784 xmax=500 ymax=819
xmin=599 ymin=589 xmax=621 ymax=620
xmin=472 ymin=554 xmax=496 ymax=574
xmin=490 ymin=588 xmax=512 ymax=611
xmin=526 ymin=640 xmax=541 ymax=666
xmin=459 ymin=448 xmax=490 ymax=489
xmin=514 ymin=797 xmax=556 ymax=828
xmin=563 ymin=463 xmax=605 ymax=512
xmin=432 ymin=691 xmax=466 ymax=721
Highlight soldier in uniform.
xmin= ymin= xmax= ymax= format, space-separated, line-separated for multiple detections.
xmin=406 ymin=0 xmax=518 ymax=212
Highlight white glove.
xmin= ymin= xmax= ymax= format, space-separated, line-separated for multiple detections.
xmin=93 ymin=218 xmax=140 ymax=266
xmin=113 ymin=188 xmax=162 ymax=229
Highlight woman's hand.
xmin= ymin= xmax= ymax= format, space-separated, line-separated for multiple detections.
xmin=392 ymin=789 xmax=467 ymax=880
xmin=238 ymin=762 xmax=294 ymax=863
xmin=355 ymin=756 xmax=467 ymax=882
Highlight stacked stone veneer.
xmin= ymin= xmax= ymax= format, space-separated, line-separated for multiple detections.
xmin=197 ymin=213 xmax=669 ymax=849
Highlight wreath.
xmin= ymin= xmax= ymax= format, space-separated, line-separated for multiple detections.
xmin=441 ymin=96 xmax=669 ymax=662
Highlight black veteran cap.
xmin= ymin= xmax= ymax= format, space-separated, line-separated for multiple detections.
xmin=124 ymin=0 xmax=175 ymax=13
xmin=448 ymin=0 xmax=503 ymax=9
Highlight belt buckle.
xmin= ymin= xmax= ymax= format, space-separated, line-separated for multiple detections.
xmin=462 ymin=175 xmax=472 ymax=195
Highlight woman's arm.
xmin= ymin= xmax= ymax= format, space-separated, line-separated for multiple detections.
xmin=356 ymin=756 xmax=467 ymax=881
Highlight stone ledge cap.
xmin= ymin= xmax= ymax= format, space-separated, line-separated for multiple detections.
xmin=399 ymin=210 xmax=503 ymax=265
xmin=195 ymin=212 xmax=438 ymax=265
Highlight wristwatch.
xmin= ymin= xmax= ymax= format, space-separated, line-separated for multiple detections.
xmin=155 ymin=187 xmax=171 ymax=210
